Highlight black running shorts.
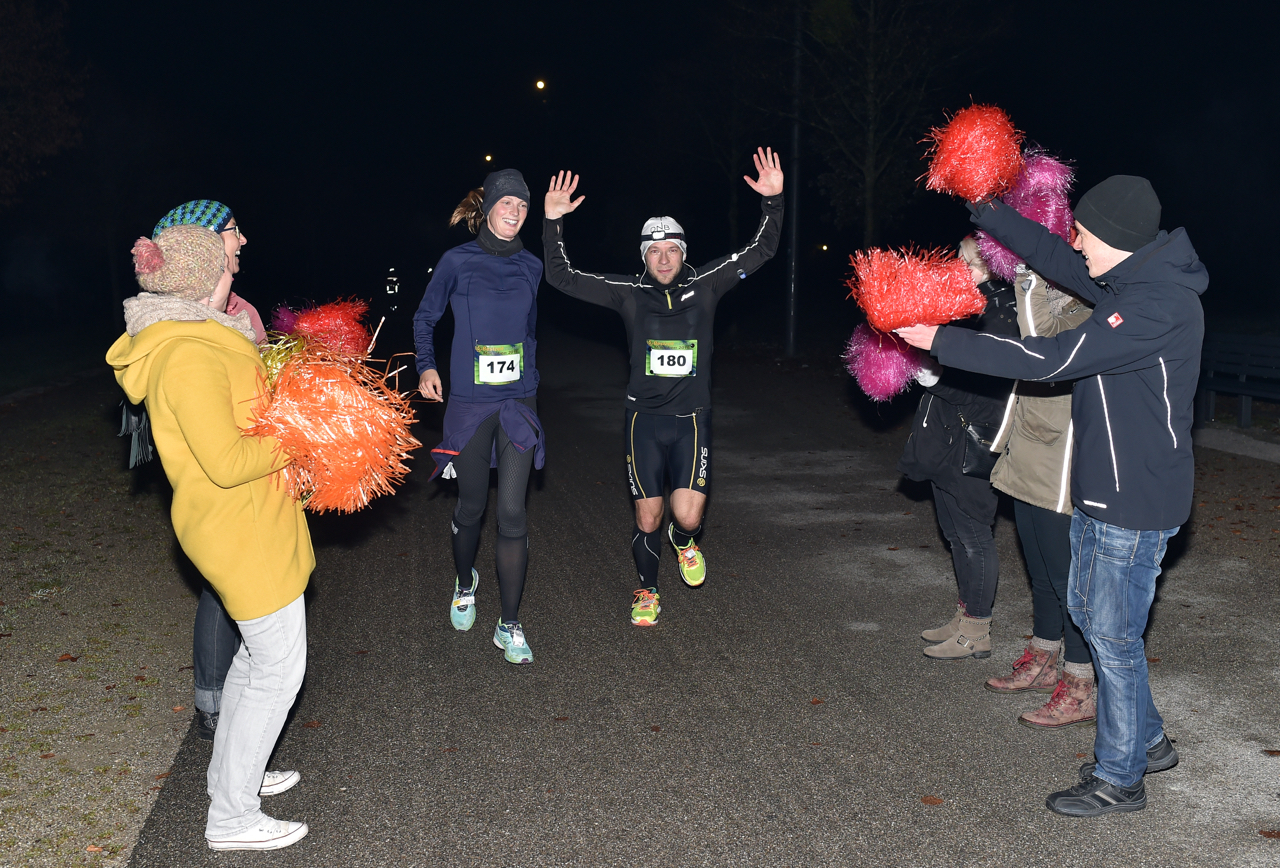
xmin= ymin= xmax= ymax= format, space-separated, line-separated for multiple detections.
xmin=625 ymin=408 xmax=710 ymax=500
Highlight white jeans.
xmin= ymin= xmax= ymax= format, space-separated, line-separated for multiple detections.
xmin=205 ymin=594 xmax=307 ymax=840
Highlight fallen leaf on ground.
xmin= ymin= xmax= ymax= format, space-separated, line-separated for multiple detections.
xmin=1147 ymin=657 xmax=1161 ymax=663
xmin=41 ymin=753 xmax=55 ymax=759
xmin=302 ymin=720 xmax=322 ymax=728
xmin=355 ymin=650 xmax=370 ymax=655
xmin=134 ymin=675 xmax=146 ymax=681
xmin=86 ymin=845 xmax=103 ymax=852
xmin=1263 ymin=750 xmax=1280 ymax=757
xmin=171 ymin=706 xmax=185 ymax=712
xmin=57 ymin=654 xmax=79 ymax=662
xmin=810 ymin=698 xmax=825 ymax=705
xmin=887 ymin=546 xmax=899 ymax=551
xmin=441 ymin=747 xmax=457 ymax=753
xmin=811 ymin=742 xmax=823 ymax=746
xmin=178 ymin=665 xmax=193 ymax=671
xmin=651 ymin=726 xmax=661 ymax=732
xmin=554 ymin=716 xmax=568 ymax=721
xmin=1076 ymin=753 xmax=1088 ymax=759
xmin=1260 ymin=830 xmax=1280 ymax=839
xmin=155 ymin=772 xmax=170 ymax=780
xmin=921 ymin=796 xmax=943 ymax=805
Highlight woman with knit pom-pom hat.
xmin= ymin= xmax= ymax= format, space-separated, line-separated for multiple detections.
xmin=898 ymin=174 xmax=1208 ymax=818
xmin=106 ymin=224 xmax=313 ymax=851
xmin=897 ymin=236 xmax=1019 ymax=660
xmin=413 ymin=168 xmax=545 ymax=664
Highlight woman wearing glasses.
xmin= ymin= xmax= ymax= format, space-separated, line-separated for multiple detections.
xmin=413 ymin=169 xmax=544 ymax=664
xmin=147 ymin=201 xmax=266 ymax=742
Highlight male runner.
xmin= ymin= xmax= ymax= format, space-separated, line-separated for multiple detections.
xmin=542 ymin=147 xmax=784 ymax=625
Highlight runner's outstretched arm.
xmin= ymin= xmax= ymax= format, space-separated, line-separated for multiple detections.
xmin=542 ymin=170 xmax=632 ymax=308
xmin=699 ymin=147 xmax=786 ymax=298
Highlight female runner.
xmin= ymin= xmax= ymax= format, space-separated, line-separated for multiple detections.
xmin=413 ymin=169 xmax=544 ymax=664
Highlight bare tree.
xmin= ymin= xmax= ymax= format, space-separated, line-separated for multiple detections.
xmin=803 ymin=0 xmax=978 ymax=247
xmin=0 ymin=0 xmax=82 ymax=209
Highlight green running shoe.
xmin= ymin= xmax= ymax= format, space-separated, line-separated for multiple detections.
xmin=669 ymin=524 xmax=706 ymax=587
xmin=630 ymin=588 xmax=661 ymax=626
xmin=492 ymin=620 xmax=533 ymax=664
xmin=450 ymin=569 xmax=479 ymax=632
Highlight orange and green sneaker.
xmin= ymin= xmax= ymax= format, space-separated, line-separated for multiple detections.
xmin=669 ymin=525 xmax=706 ymax=587
xmin=630 ymin=588 xmax=661 ymax=626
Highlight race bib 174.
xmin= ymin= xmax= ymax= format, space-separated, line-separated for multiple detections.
xmin=646 ymin=339 xmax=697 ymax=378
xmin=474 ymin=343 xmax=523 ymax=384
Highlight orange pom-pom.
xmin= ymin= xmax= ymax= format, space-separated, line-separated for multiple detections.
xmin=246 ymin=344 xmax=421 ymax=514
xmin=292 ymin=299 xmax=371 ymax=357
xmin=845 ymin=247 xmax=986 ymax=332
xmin=923 ymin=104 xmax=1025 ymax=201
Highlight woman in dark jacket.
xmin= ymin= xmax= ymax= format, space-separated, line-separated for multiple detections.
xmin=898 ymin=236 xmax=1019 ymax=659
xmin=413 ymin=169 xmax=544 ymax=665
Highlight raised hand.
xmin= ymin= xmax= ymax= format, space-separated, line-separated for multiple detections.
xmin=545 ymin=170 xmax=585 ymax=220
xmin=744 ymin=147 xmax=784 ymax=196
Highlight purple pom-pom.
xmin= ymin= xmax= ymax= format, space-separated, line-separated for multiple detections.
xmin=271 ymin=306 xmax=299 ymax=334
xmin=843 ymin=323 xmax=927 ymax=402
xmin=977 ymin=151 xmax=1075 ymax=281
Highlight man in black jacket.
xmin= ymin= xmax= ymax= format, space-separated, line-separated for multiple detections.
xmin=542 ymin=148 xmax=784 ymax=627
xmin=898 ymin=175 xmax=1208 ymax=818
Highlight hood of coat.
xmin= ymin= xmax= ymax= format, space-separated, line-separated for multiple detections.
xmin=1096 ymin=227 xmax=1208 ymax=298
xmin=106 ymin=319 xmax=263 ymax=405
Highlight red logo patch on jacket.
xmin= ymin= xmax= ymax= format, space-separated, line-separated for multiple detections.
xmin=1107 ymin=313 xmax=1124 ymax=328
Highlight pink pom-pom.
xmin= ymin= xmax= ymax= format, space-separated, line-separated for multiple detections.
xmin=923 ymin=104 xmax=1025 ymax=202
xmin=271 ymin=306 xmax=299 ymax=334
xmin=131 ymin=237 xmax=165 ymax=274
xmin=845 ymin=247 xmax=987 ymax=333
xmin=844 ymin=323 xmax=926 ymax=402
xmin=976 ymin=151 xmax=1076 ymax=281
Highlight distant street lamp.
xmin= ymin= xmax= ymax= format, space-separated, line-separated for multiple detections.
xmin=485 ymin=155 xmax=492 ymax=162
xmin=536 ymin=80 xmax=545 ymax=90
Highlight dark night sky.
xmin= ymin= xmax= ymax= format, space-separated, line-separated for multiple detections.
xmin=1 ymin=0 xmax=1273 ymax=353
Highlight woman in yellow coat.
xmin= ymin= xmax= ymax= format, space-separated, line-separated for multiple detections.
xmin=106 ymin=224 xmax=313 ymax=851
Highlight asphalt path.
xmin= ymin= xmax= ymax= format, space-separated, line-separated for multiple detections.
xmin=128 ymin=325 xmax=1280 ymax=867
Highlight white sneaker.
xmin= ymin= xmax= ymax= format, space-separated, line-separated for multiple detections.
xmin=207 ymin=817 xmax=309 ymax=851
xmin=259 ymin=769 xmax=301 ymax=796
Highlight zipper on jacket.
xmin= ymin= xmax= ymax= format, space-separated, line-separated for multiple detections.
xmin=665 ymin=289 xmax=672 ymax=309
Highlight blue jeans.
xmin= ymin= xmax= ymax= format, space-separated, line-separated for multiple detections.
xmin=205 ymin=594 xmax=307 ymax=839
xmin=1067 ymin=510 xmax=1178 ymax=787
xmin=194 ymin=585 xmax=241 ymax=714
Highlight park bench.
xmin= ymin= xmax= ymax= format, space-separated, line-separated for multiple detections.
xmin=1198 ymin=332 xmax=1280 ymax=428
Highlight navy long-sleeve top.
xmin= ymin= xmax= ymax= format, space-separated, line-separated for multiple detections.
xmin=413 ymin=240 xmax=542 ymax=402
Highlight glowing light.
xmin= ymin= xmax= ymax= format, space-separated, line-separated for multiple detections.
xmin=536 ymin=80 xmax=545 ymax=90
xmin=485 ymin=155 xmax=492 ymax=162
xmin=821 ymin=245 xmax=828 ymax=251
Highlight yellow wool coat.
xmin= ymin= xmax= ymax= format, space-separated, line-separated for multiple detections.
xmin=106 ymin=320 xmax=313 ymax=620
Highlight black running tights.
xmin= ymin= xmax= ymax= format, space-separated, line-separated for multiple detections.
xmin=449 ymin=402 xmax=535 ymax=623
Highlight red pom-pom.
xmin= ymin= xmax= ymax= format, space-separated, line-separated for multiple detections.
xmin=923 ymin=104 xmax=1025 ymax=201
xmin=292 ymin=299 xmax=371 ymax=357
xmin=844 ymin=323 xmax=926 ymax=402
xmin=845 ymin=247 xmax=986 ymax=332
xmin=131 ymin=237 xmax=165 ymax=274
xmin=246 ymin=343 xmax=421 ymax=514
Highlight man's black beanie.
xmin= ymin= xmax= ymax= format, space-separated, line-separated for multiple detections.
xmin=1074 ymin=175 xmax=1161 ymax=252
xmin=481 ymin=169 xmax=531 ymax=215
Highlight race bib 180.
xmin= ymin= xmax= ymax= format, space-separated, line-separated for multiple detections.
xmin=474 ymin=343 xmax=523 ymax=384
xmin=645 ymin=339 xmax=697 ymax=378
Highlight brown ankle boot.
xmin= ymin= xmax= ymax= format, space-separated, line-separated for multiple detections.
xmin=984 ymin=639 xmax=1060 ymax=693
xmin=921 ymin=602 xmax=966 ymax=642
xmin=923 ymin=615 xmax=991 ymax=659
xmin=1018 ymin=671 xmax=1097 ymax=729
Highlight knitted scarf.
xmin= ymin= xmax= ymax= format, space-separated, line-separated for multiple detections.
xmin=123 ymin=292 xmax=257 ymax=343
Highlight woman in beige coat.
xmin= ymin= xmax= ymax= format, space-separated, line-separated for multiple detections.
xmin=982 ymin=267 xmax=1097 ymax=728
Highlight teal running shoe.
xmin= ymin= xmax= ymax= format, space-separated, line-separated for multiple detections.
xmin=450 ymin=569 xmax=479 ymax=631
xmin=492 ymin=620 xmax=533 ymax=664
